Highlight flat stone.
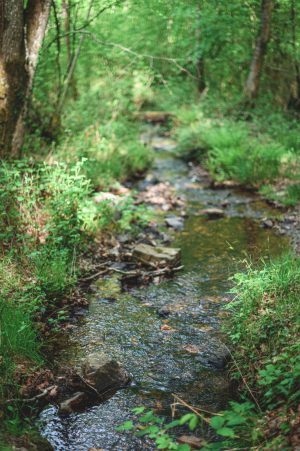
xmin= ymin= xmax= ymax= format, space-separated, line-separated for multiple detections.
xmin=165 ymin=216 xmax=184 ymax=231
xmin=151 ymin=136 xmax=177 ymax=151
xmin=199 ymin=208 xmax=225 ymax=219
xmin=81 ymin=352 xmax=130 ymax=394
xmin=132 ymin=243 xmax=181 ymax=267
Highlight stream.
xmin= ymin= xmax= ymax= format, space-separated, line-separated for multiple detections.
xmin=39 ymin=128 xmax=289 ymax=450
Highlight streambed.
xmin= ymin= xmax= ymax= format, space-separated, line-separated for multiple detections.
xmin=39 ymin=130 xmax=289 ymax=450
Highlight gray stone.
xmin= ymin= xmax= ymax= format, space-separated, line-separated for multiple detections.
xmin=81 ymin=352 xmax=130 ymax=394
xmin=165 ymin=216 xmax=184 ymax=231
xmin=197 ymin=337 xmax=230 ymax=369
xmin=133 ymin=243 xmax=181 ymax=268
xmin=199 ymin=208 xmax=225 ymax=219
xmin=261 ymin=218 xmax=273 ymax=228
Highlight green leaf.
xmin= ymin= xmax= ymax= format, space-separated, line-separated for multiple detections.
xmin=210 ymin=416 xmax=225 ymax=429
xmin=179 ymin=413 xmax=194 ymax=425
xmin=165 ymin=419 xmax=180 ymax=430
xmin=216 ymin=427 xmax=236 ymax=438
xmin=188 ymin=415 xmax=198 ymax=431
xmin=116 ymin=420 xmax=134 ymax=431
xmin=226 ymin=414 xmax=247 ymax=426
xmin=132 ymin=406 xmax=145 ymax=415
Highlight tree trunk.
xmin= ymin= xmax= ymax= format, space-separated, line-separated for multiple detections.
xmin=244 ymin=0 xmax=273 ymax=102
xmin=195 ymin=2 xmax=206 ymax=93
xmin=0 ymin=0 xmax=51 ymax=158
xmin=288 ymin=0 xmax=300 ymax=110
xmin=62 ymin=0 xmax=78 ymax=99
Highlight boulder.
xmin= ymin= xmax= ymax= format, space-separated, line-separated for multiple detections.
xmin=133 ymin=243 xmax=181 ymax=268
xmin=81 ymin=352 xmax=130 ymax=394
xmin=197 ymin=337 xmax=230 ymax=369
xmin=199 ymin=208 xmax=225 ymax=219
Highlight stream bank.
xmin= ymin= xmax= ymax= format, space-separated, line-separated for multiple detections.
xmin=37 ymin=123 xmax=291 ymax=450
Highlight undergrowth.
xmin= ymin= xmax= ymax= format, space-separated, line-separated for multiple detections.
xmin=174 ymin=110 xmax=297 ymax=189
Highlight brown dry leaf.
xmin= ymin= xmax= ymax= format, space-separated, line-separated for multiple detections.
xmin=49 ymin=386 xmax=58 ymax=398
xmin=160 ymin=324 xmax=175 ymax=332
xmin=177 ymin=435 xmax=203 ymax=449
xmin=182 ymin=344 xmax=201 ymax=354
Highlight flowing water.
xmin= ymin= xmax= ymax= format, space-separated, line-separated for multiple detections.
xmin=40 ymin=132 xmax=289 ymax=450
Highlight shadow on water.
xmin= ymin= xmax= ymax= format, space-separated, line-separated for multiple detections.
xmin=39 ymin=136 xmax=289 ymax=451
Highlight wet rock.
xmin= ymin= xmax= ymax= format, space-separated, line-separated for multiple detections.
xmin=199 ymin=208 xmax=225 ymax=219
xmin=197 ymin=338 xmax=230 ymax=369
xmin=117 ymin=234 xmax=133 ymax=244
xmin=151 ymin=136 xmax=177 ymax=151
xmin=81 ymin=352 xmax=130 ymax=394
xmin=133 ymin=243 xmax=181 ymax=268
xmin=59 ymin=392 xmax=87 ymax=414
xmin=165 ymin=216 xmax=184 ymax=231
xmin=157 ymin=303 xmax=185 ymax=317
xmin=261 ymin=218 xmax=274 ymax=228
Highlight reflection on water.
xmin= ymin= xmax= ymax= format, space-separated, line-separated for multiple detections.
xmin=40 ymin=147 xmax=289 ymax=451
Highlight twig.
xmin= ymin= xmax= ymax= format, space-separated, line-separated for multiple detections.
xmin=81 ymin=264 xmax=184 ymax=282
xmin=81 ymin=268 xmax=109 ymax=281
xmin=7 ymin=385 xmax=57 ymax=403
xmin=172 ymin=393 xmax=221 ymax=417
xmin=171 ymin=393 xmax=210 ymax=424
xmin=224 ymin=345 xmax=262 ymax=413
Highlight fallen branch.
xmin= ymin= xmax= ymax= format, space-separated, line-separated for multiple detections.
xmin=171 ymin=393 xmax=211 ymax=424
xmin=7 ymin=385 xmax=57 ymax=403
xmin=81 ymin=264 xmax=184 ymax=282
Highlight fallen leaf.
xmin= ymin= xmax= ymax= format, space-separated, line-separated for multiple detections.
xmin=160 ymin=324 xmax=175 ymax=331
xmin=177 ymin=435 xmax=203 ymax=449
xmin=182 ymin=344 xmax=201 ymax=354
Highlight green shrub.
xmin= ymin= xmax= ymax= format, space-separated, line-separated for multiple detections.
xmin=0 ymin=259 xmax=42 ymax=399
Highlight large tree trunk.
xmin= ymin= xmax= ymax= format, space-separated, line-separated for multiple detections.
xmin=0 ymin=0 xmax=51 ymax=158
xmin=244 ymin=0 xmax=273 ymax=101
xmin=288 ymin=0 xmax=300 ymax=110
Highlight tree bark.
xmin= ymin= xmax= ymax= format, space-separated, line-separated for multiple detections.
xmin=288 ymin=0 xmax=300 ymax=109
xmin=0 ymin=0 xmax=51 ymax=158
xmin=195 ymin=2 xmax=206 ymax=93
xmin=244 ymin=0 xmax=273 ymax=101
xmin=62 ymin=0 xmax=77 ymax=99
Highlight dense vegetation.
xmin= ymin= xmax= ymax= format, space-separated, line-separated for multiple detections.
xmin=1 ymin=0 xmax=300 ymax=449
